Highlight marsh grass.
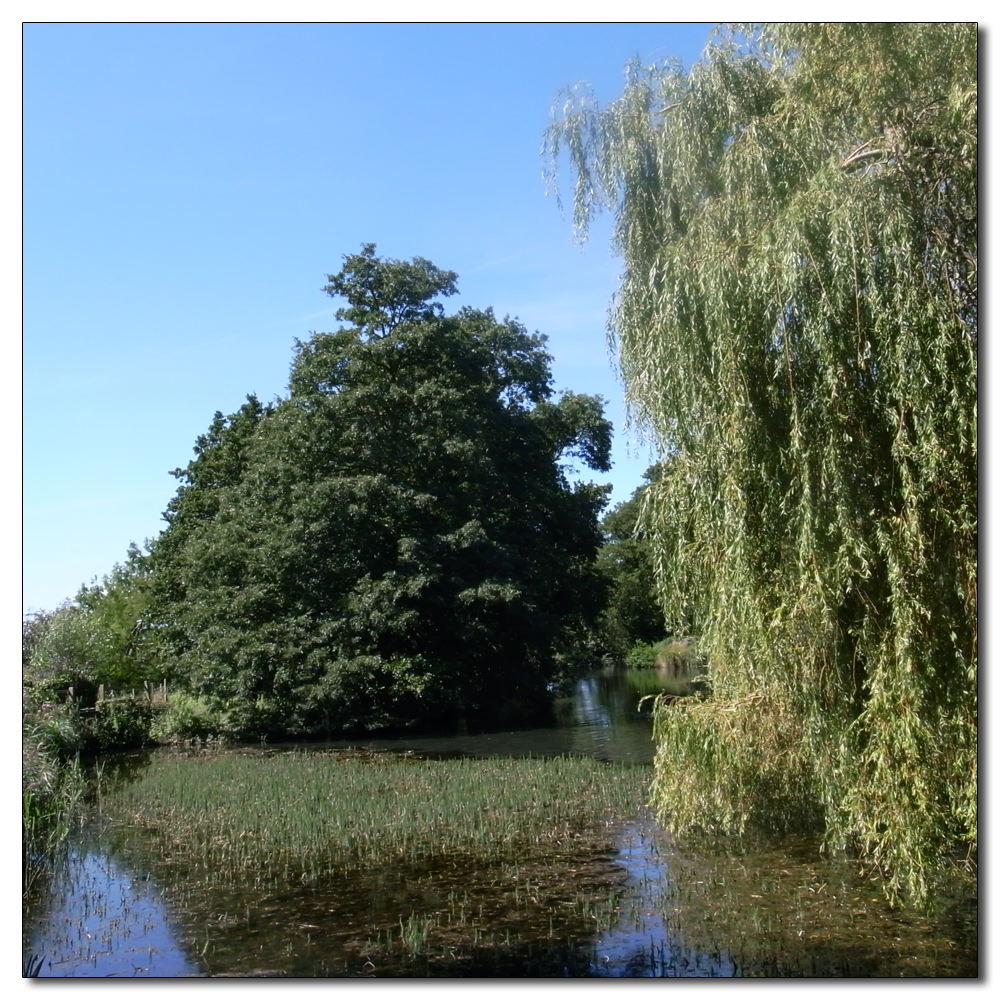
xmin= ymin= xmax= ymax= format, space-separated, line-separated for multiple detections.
xmin=22 ymin=720 xmax=86 ymax=898
xmin=398 ymin=912 xmax=437 ymax=955
xmin=98 ymin=750 xmax=648 ymax=885
xmin=86 ymin=750 xmax=644 ymax=976
xmin=29 ymin=748 xmax=975 ymax=977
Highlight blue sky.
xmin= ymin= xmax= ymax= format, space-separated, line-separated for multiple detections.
xmin=23 ymin=22 xmax=716 ymax=612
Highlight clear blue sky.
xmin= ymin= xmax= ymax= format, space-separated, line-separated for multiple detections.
xmin=23 ymin=22 xmax=716 ymax=613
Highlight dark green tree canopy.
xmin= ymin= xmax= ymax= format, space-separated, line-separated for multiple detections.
xmin=596 ymin=465 xmax=667 ymax=658
xmin=548 ymin=22 xmax=976 ymax=900
xmin=150 ymin=248 xmax=612 ymax=737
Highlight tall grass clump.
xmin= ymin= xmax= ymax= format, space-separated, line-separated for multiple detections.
xmin=99 ymin=752 xmax=648 ymax=883
xmin=22 ymin=707 xmax=86 ymax=896
xmin=23 ymin=610 xmax=88 ymax=896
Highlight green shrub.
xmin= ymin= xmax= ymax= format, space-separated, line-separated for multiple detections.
xmin=624 ymin=641 xmax=659 ymax=669
xmin=150 ymin=692 xmax=221 ymax=743
xmin=624 ymin=638 xmax=701 ymax=677
xmin=87 ymin=697 xmax=155 ymax=751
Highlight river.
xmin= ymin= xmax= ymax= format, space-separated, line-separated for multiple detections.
xmin=22 ymin=668 xmax=977 ymax=978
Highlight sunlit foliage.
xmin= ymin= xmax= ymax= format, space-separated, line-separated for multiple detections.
xmin=546 ymin=23 xmax=977 ymax=898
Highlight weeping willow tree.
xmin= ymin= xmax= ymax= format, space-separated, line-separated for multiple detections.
xmin=546 ymin=23 xmax=977 ymax=899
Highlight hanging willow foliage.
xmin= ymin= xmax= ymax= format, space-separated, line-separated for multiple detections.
xmin=545 ymin=23 xmax=977 ymax=900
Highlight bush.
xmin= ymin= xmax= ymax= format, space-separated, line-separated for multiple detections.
xmin=25 ymin=604 xmax=115 ymax=696
xmin=624 ymin=641 xmax=659 ymax=669
xmin=86 ymin=697 xmax=155 ymax=751
xmin=150 ymin=692 xmax=222 ymax=743
xmin=624 ymin=638 xmax=702 ymax=678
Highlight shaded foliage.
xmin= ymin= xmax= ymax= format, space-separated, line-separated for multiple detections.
xmin=547 ymin=22 xmax=977 ymax=899
xmin=595 ymin=465 xmax=666 ymax=660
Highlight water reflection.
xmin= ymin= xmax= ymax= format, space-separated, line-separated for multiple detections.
xmin=311 ymin=667 xmax=662 ymax=763
xmin=23 ymin=848 xmax=198 ymax=977
xmin=605 ymin=816 xmax=977 ymax=977
xmin=22 ymin=669 xmax=977 ymax=978
xmin=598 ymin=820 xmax=739 ymax=977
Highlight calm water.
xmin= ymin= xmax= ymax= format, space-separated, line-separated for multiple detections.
xmin=317 ymin=670 xmax=669 ymax=764
xmin=23 ymin=669 xmax=977 ymax=978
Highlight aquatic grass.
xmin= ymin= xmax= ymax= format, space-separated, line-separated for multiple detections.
xmin=22 ymin=715 xmax=87 ymax=897
xmin=98 ymin=751 xmax=649 ymax=883
xmin=23 ymin=953 xmax=44 ymax=977
xmin=398 ymin=912 xmax=437 ymax=955
xmin=91 ymin=758 xmax=639 ymax=977
xmin=30 ymin=759 xmax=974 ymax=977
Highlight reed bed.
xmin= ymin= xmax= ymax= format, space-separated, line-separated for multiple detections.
xmin=99 ymin=751 xmax=648 ymax=884
xmin=23 ymin=719 xmax=86 ymax=898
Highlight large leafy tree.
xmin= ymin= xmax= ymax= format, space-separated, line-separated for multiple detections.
xmin=546 ymin=23 xmax=976 ymax=898
xmin=150 ymin=246 xmax=611 ymax=737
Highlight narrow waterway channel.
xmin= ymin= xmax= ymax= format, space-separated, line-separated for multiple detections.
xmin=23 ymin=669 xmax=977 ymax=978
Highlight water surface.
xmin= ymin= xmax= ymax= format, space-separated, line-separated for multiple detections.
xmin=23 ymin=668 xmax=977 ymax=977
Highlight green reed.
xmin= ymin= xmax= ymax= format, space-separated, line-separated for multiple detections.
xmin=22 ymin=722 xmax=86 ymax=898
xmin=98 ymin=751 xmax=648 ymax=883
